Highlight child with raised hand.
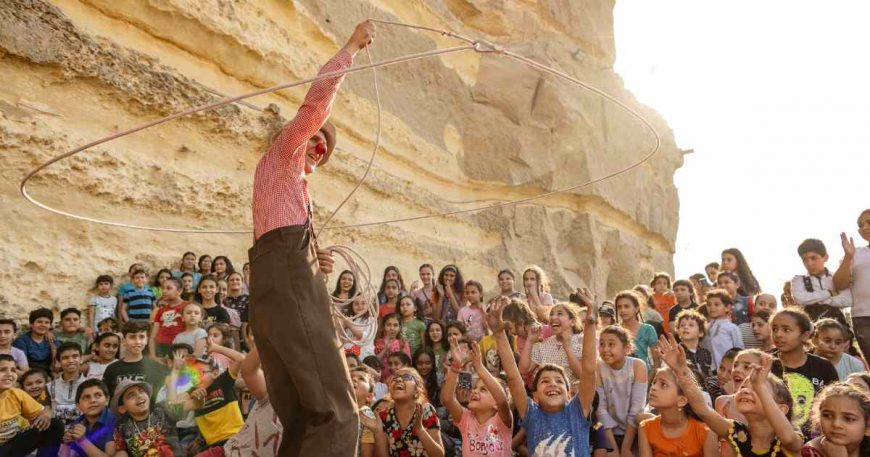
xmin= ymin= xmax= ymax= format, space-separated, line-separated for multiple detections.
xmin=833 ymin=208 xmax=870 ymax=360
xmin=596 ymin=325 xmax=648 ymax=457
xmin=651 ymin=272 xmax=676 ymax=335
xmin=424 ymin=321 xmax=450 ymax=374
xmin=751 ymin=309 xmax=775 ymax=353
xmin=13 ymin=307 xmax=59 ymax=373
xmin=374 ymin=313 xmax=411 ymax=383
xmin=771 ymin=308 xmax=839 ymax=433
xmin=87 ymin=275 xmax=116 ymax=334
xmin=657 ymin=334 xmax=804 ymax=457
xmin=615 ymin=290 xmax=659 ymax=369
xmin=812 ymin=319 xmax=865 ymax=381
xmin=458 ymin=280 xmax=488 ymax=342
xmin=638 ymin=366 xmax=718 ymax=457
xmin=522 ymin=266 xmax=555 ymax=322
xmin=519 ymin=302 xmax=585 ymax=385
xmin=379 ymin=279 xmax=403 ymax=319
xmin=441 ymin=339 xmax=513 ymax=456
xmin=702 ymin=289 xmax=744 ymax=370
xmin=83 ymin=331 xmax=120 ymax=380
xmin=359 ymin=367 xmax=444 ymax=457
xmin=149 ymin=277 xmax=186 ymax=359
xmin=173 ymin=302 xmax=208 ymax=356
xmin=802 ymin=382 xmax=870 ymax=457
xmin=398 ymin=296 xmax=426 ymax=355
xmin=490 ymin=289 xmax=598 ymax=456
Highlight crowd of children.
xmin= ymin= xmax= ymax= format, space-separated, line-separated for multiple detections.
xmin=0 ymin=209 xmax=869 ymax=456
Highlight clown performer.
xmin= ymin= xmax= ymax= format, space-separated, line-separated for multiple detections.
xmin=248 ymin=20 xmax=375 ymax=457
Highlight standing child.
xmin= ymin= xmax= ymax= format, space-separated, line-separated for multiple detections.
xmin=224 ymin=271 xmax=250 ymax=346
xmin=668 ymin=279 xmax=699 ymax=334
xmin=101 ymin=321 xmax=168 ymax=397
xmin=522 ymin=266 xmax=554 ymax=322
xmin=519 ymin=302 xmax=584 ymax=384
xmin=119 ymin=269 xmax=155 ymax=324
xmin=424 ymin=321 xmax=450 ymax=375
xmin=195 ymin=276 xmax=230 ymax=326
xmin=0 ymin=355 xmax=63 ymax=456
xmin=751 ymin=309 xmax=775 ymax=353
xmin=638 ymin=366 xmax=718 ymax=457
xmin=615 ymin=290 xmax=659 ymax=369
xmin=411 ymin=264 xmax=437 ymax=320
xmin=717 ymin=271 xmax=754 ymax=330
xmin=802 ymin=383 xmax=870 ymax=457
xmin=398 ymin=296 xmax=426 ymax=355
xmin=720 ymin=248 xmax=762 ymax=297
xmin=701 ymin=289 xmax=743 ymax=370
xmin=0 ymin=318 xmax=28 ymax=373
xmin=651 ymin=272 xmax=676 ymax=335
xmin=596 ymin=326 xmax=648 ymax=457
xmin=13 ymin=308 xmax=59 ymax=372
xmin=149 ymin=278 xmax=186 ymax=359
xmin=83 ymin=331 xmax=120 ymax=380
xmin=441 ymin=340 xmax=513 ymax=456
xmin=151 ymin=269 xmax=172 ymax=298
xmin=173 ymin=251 xmax=202 ymax=288
xmin=87 ymin=275 xmax=116 ymax=334
xmin=833 ymin=208 xmax=870 ymax=360
xmin=173 ymin=302 xmax=208 ymax=356
xmin=360 ymin=367 xmax=444 ymax=457
xmin=811 ymin=318 xmax=865 ymax=381
xmin=792 ymin=238 xmax=851 ymax=325
xmin=675 ymin=310 xmax=714 ymax=390
xmin=105 ymin=380 xmax=183 ymax=456
xmin=50 ymin=342 xmax=86 ymax=425
xmin=434 ymin=265 xmax=464 ymax=323
xmin=490 ymin=290 xmax=598 ymax=456
xmin=379 ymin=279 xmax=402 ymax=319
xmin=180 ymin=273 xmax=196 ymax=302
xmin=374 ymin=313 xmax=411 ymax=383
xmin=658 ymin=336 xmax=804 ymax=457
xmin=59 ymin=379 xmax=116 ymax=457
xmin=457 ymin=280 xmax=488 ymax=342
xmin=57 ymin=308 xmax=91 ymax=354
xmin=771 ymin=308 xmax=839 ymax=435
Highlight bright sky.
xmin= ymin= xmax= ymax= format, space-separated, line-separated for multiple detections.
xmin=613 ymin=0 xmax=870 ymax=295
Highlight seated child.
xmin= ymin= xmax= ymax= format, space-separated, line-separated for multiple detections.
xmin=20 ymin=368 xmax=52 ymax=408
xmin=102 ymin=321 xmax=168 ymax=397
xmin=56 ymin=308 xmax=91 ymax=354
xmin=58 ymin=379 xmax=115 ymax=456
xmin=350 ymin=367 xmax=376 ymax=457
xmin=0 ymin=354 xmax=63 ymax=456
xmin=12 ymin=308 xmax=59 ymax=372
xmin=50 ymin=342 xmax=86 ymax=425
xmin=106 ymin=379 xmax=183 ymax=456
xmin=751 ymin=309 xmax=774 ymax=353
xmin=811 ymin=318 xmax=865 ymax=381
xmin=362 ymin=356 xmax=388 ymax=401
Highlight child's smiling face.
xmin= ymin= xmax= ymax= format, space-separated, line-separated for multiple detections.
xmin=61 ymin=313 xmax=81 ymax=333
xmin=428 ymin=324 xmax=442 ymax=343
xmin=0 ymin=361 xmax=17 ymax=390
xmin=532 ymin=369 xmax=569 ymax=411
xmin=730 ymin=352 xmax=761 ymax=390
xmin=22 ymin=372 xmax=46 ymax=397
xmin=120 ymin=386 xmax=150 ymax=418
xmin=59 ymin=349 xmax=82 ymax=375
xmin=31 ymin=317 xmax=52 ymax=336
xmin=706 ymin=297 xmax=729 ymax=319
xmin=0 ymin=324 xmax=14 ymax=347
xmin=339 ymin=272 xmax=355 ymax=292
xmin=497 ymin=272 xmax=514 ymax=293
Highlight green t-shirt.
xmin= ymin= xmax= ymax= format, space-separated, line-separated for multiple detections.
xmin=57 ymin=331 xmax=90 ymax=354
xmin=401 ymin=319 xmax=427 ymax=355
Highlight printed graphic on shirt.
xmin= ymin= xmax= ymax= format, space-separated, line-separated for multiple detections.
xmin=532 ymin=433 xmax=575 ymax=457
xmin=784 ymin=372 xmax=815 ymax=429
xmin=159 ymin=310 xmax=181 ymax=328
xmin=465 ymin=423 xmax=508 ymax=455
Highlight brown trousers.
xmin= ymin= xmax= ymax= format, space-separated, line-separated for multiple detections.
xmin=249 ymin=225 xmax=359 ymax=457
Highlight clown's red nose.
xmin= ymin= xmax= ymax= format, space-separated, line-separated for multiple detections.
xmin=315 ymin=142 xmax=327 ymax=156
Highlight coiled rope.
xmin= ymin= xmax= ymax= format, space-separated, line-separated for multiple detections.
xmin=18 ymin=19 xmax=662 ymax=345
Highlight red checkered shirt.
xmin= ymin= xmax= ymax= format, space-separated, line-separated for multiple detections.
xmin=252 ymin=49 xmax=353 ymax=240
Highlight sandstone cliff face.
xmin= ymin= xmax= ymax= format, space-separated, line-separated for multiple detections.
xmin=0 ymin=0 xmax=681 ymax=317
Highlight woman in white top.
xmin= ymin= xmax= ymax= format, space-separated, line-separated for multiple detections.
xmin=833 ymin=208 xmax=870 ymax=360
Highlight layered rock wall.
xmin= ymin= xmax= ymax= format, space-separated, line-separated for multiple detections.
xmin=0 ymin=0 xmax=681 ymax=317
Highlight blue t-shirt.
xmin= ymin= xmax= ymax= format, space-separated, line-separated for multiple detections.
xmin=524 ymin=395 xmax=591 ymax=457
xmin=122 ymin=287 xmax=155 ymax=321
xmin=172 ymin=271 xmax=202 ymax=289
xmin=12 ymin=331 xmax=59 ymax=370
xmin=69 ymin=407 xmax=116 ymax=454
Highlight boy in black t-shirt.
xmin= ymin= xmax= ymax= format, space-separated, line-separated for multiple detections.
xmin=102 ymin=321 xmax=168 ymax=398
